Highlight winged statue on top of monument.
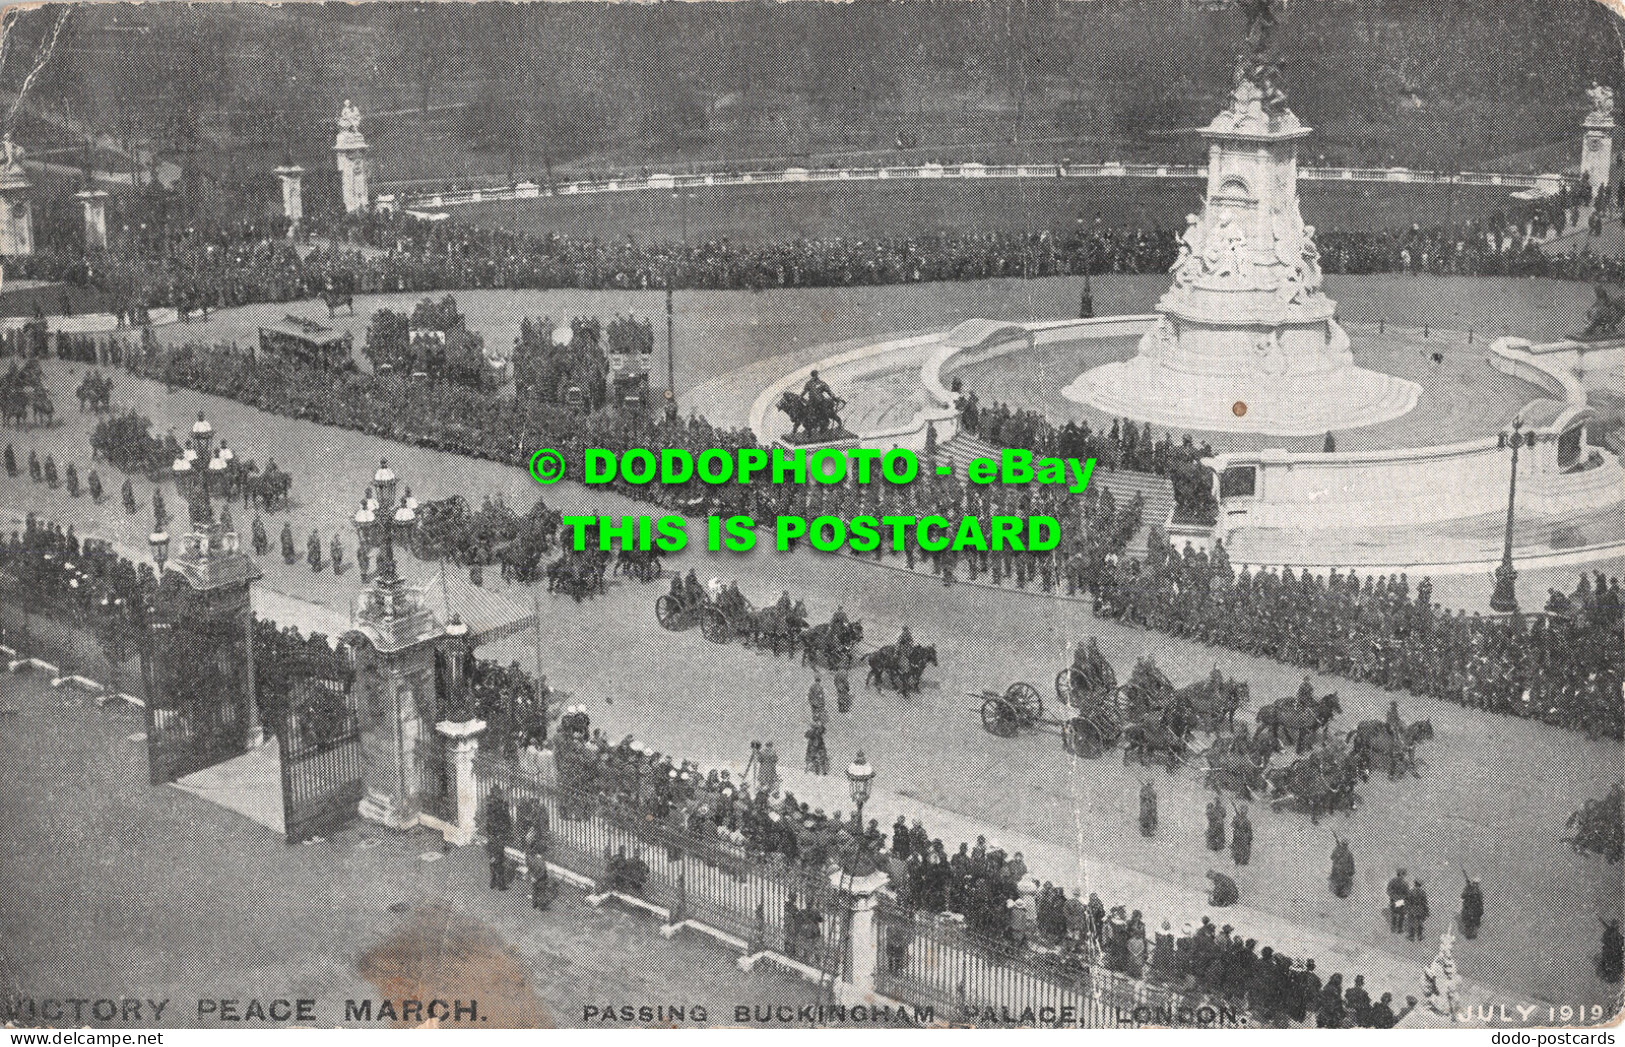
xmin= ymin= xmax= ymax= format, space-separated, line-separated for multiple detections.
xmin=1238 ymin=0 xmax=1279 ymax=55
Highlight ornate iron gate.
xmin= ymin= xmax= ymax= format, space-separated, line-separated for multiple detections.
xmin=143 ymin=618 xmax=252 ymax=786
xmin=273 ymin=645 xmax=365 ymax=844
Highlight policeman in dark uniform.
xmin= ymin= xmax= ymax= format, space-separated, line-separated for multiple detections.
xmin=280 ymin=522 xmax=296 ymax=564
xmin=1386 ymin=868 xmax=1410 ymax=934
xmin=1329 ymin=835 xmax=1355 ymax=898
xmin=1230 ymin=804 xmax=1253 ymax=866
xmin=330 ymin=533 xmax=345 ymax=575
xmin=833 ymin=666 xmax=852 ymax=714
xmin=307 ymin=529 xmax=324 ymax=572
xmin=1139 ymin=781 xmax=1158 ymax=837
xmin=251 ymin=516 xmax=269 ymax=557
xmin=1459 ymin=872 xmax=1484 ymax=940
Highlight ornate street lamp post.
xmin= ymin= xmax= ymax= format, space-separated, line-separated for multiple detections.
xmin=1490 ymin=419 xmax=1537 ymax=614
xmin=148 ymin=529 xmax=169 ymax=569
xmin=352 ymin=459 xmax=420 ymax=624
xmin=846 ymin=750 xmax=875 ymax=838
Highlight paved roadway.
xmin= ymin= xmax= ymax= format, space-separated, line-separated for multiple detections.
xmin=0 ymin=673 xmax=815 ymax=1029
xmin=4 ymin=355 xmax=1621 ymax=1016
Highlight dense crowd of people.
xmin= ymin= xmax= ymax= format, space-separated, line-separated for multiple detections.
xmin=482 ymin=699 xmax=1412 ymax=1027
xmin=1097 ymin=532 xmax=1625 ymax=740
xmin=13 ymin=177 xmax=1616 ymax=314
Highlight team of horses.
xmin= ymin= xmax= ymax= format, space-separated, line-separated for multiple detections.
xmin=2 ymin=361 xmax=54 ymax=428
xmin=1054 ymin=651 xmax=1434 ymax=823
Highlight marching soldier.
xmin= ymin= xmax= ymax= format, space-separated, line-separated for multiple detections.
xmin=1459 ymin=871 xmax=1484 ymax=940
xmin=1230 ymin=804 xmax=1253 ymax=866
xmin=28 ymin=449 xmax=40 ymax=483
xmin=251 ymin=516 xmax=269 ymax=557
xmin=121 ymin=477 xmax=136 ymax=514
xmin=1139 ymin=781 xmax=1158 ymax=837
xmin=280 ymin=521 xmax=296 ymax=565
xmin=42 ymin=454 xmax=57 ymax=488
xmin=330 ymin=533 xmax=345 ymax=576
xmin=64 ymin=462 xmax=80 ymax=497
xmin=307 ymin=529 xmax=324 ymax=572
xmin=1405 ymin=879 xmax=1430 ymax=941
xmin=3 ymin=443 xmax=14 ymax=477
xmin=152 ymin=488 xmax=168 ymax=529
xmin=1205 ymin=793 xmax=1227 ymax=852
xmin=1329 ymin=835 xmax=1355 ymax=898
xmin=87 ymin=468 xmax=103 ymax=503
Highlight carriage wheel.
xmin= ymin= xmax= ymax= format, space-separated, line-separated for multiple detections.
xmin=699 ymin=608 xmax=731 ymax=644
xmin=980 ymin=696 xmax=1021 ymax=738
xmin=1005 ymin=682 xmax=1044 ymax=728
xmin=1055 ymin=668 xmax=1087 ymax=709
xmin=655 ymin=595 xmax=681 ymax=630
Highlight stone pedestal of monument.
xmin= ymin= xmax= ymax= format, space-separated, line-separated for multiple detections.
xmin=1583 ymin=114 xmax=1614 ymax=200
xmin=1067 ymin=78 xmax=1418 ymax=436
xmin=333 ymin=101 xmax=370 ymax=214
xmin=275 ymin=165 xmax=305 ymax=226
xmin=77 ymin=189 xmax=109 ymax=250
xmin=0 ymin=157 xmax=34 ymax=257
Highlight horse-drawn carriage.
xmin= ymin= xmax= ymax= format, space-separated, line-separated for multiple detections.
xmin=655 ymin=587 xmax=728 ymax=638
xmin=974 ymin=681 xmax=1125 ymax=758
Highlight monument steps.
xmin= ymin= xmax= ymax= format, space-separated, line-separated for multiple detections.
xmin=938 ymin=434 xmax=1176 ymax=558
